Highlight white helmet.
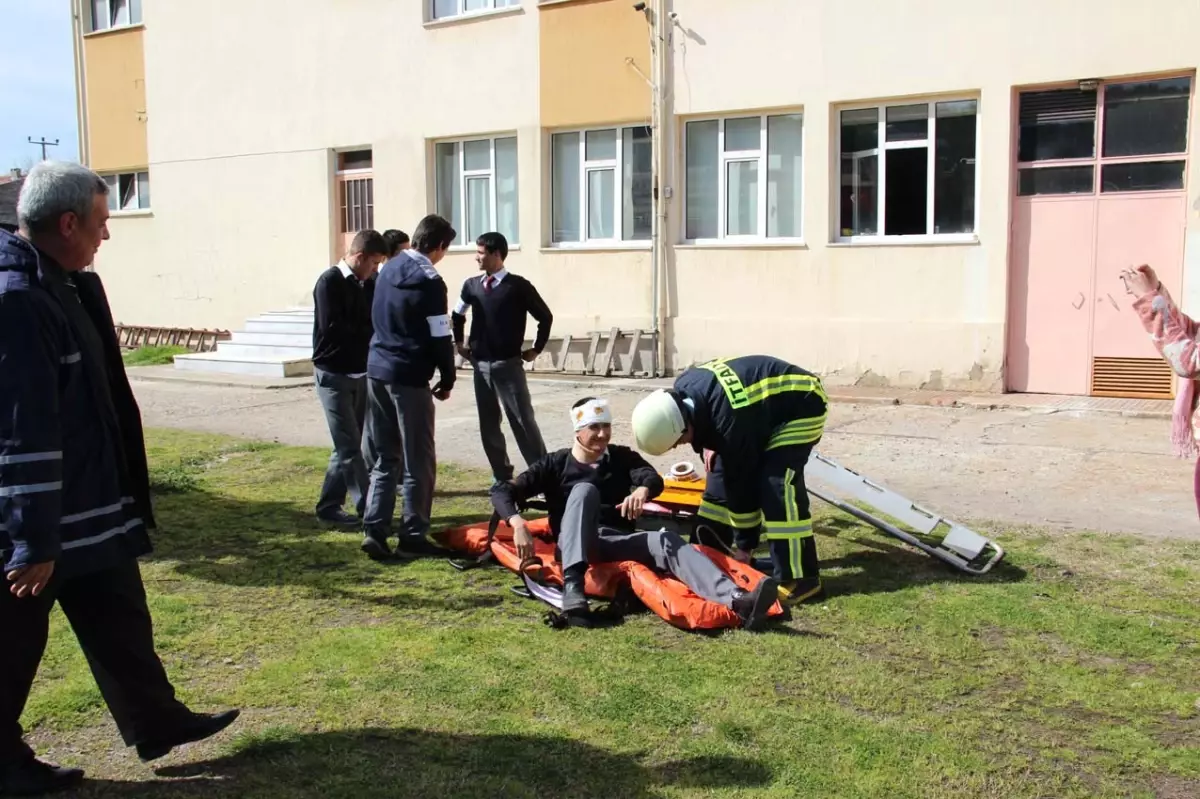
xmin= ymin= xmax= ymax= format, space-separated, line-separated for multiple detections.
xmin=631 ymin=390 xmax=686 ymax=455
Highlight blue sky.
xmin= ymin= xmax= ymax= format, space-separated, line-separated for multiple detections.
xmin=0 ymin=0 xmax=79 ymax=171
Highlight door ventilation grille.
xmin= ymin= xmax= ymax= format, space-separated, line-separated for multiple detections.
xmin=1091 ymin=357 xmax=1174 ymax=399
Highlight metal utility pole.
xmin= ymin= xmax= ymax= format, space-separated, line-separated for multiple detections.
xmin=28 ymin=137 xmax=60 ymax=161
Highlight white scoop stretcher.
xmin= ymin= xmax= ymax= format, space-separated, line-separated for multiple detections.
xmin=804 ymin=451 xmax=1005 ymax=575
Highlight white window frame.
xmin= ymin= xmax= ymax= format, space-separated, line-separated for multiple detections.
xmin=430 ymin=0 xmax=520 ymax=22
xmin=434 ymin=134 xmax=520 ymax=248
xmin=549 ymin=124 xmax=652 ymax=249
xmin=835 ymin=96 xmax=981 ymax=245
xmin=102 ymin=171 xmax=150 ymax=214
xmin=87 ymin=0 xmax=143 ymax=33
xmin=682 ymin=113 xmax=805 ymax=245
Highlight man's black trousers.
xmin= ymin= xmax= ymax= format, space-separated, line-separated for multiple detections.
xmin=0 ymin=559 xmax=189 ymax=765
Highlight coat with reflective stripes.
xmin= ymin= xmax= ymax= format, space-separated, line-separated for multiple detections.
xmin=673 ymin=355 xmax=827 ymax=512
xmin=0 ymin=229 xmax=154 ymax=577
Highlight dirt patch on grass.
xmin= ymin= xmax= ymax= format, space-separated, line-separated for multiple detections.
xmin=1153 ymin=775 xmax=1200 ymax=799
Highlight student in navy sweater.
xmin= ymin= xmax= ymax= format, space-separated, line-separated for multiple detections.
xmin=311 ymin=229 xmax=389 ymax=527
xmin=361 ymin=214 xmax=458 ymax=561
xmin=452 ymin=232 xmax=552 ymax=485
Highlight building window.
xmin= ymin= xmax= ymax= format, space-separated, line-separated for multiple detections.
xmin=1016 ymin=77 xmax=1191 ymax=197
xmin=336 ymin=150 xmax=373 ymax=245
xmin=103 ymin=171 xmax=150 ymax=212
xmin=435 ymin=136 xmax=519 ymax=246
xmin=89 ymin=0 xmax=142 ymax=32
xmin=837 ymin=98 xmax=978 ymax=240
xmin=551 ymin=125 xmax=652 ymax=245
xmin=684 ymin=113 xmax=803 ymax=241
xmin=431 ymin=0 xmax=519 ymax=21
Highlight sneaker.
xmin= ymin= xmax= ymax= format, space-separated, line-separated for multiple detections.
xmin=777 ymin=578 xmax=824 ymax=606
xmin=730 ymin=577 xmax=779 ymax=631
xmin=0 ymin=758 xmax=84 ymax=796
xmin=317 ymin=509 xmax=361 ymax=529
xmin=134 ymin=709 xmax=241 ymax=762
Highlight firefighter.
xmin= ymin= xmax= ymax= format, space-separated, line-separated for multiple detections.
xmin=630 ymin=355 xmax=827 ymax=605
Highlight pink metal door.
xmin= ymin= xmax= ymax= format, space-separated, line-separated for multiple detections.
xmin=1007 ymin=197 xmax=1095 ymax=394
xmin=1092 ymin=194 xmax=1187 ymax=358
xmin=1007 ymin=75 xmax=1192 ymax=397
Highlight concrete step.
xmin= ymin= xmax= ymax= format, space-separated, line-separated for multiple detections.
xmin=212 ymin=343 xmax=313 ymax=360
xmin=244 ymin=319 xmax=312 ymax=335
xmin=174 ymin=352 xmax=313 ymax=378
xmin=262 ymin=309 xmax=315 ymax=319
xmin=229 ymin=330 xmax=312 ymax=348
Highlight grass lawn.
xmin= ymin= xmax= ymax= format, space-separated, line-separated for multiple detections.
xmin=24 ymin=430 xmax=1199 ymax=798
xmin=121 ymin=345 xmax=190 ymax=367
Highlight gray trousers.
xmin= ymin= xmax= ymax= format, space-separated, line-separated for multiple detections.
xmin=559 ymin=483 xmax=739 ymax=607
xmin=473 ymin=357 xmax=546 ymax=483
xmin=314 ymin=368 xmax=369 ymax=518
xmin=362 ymin=378 xmax=436 ymax=540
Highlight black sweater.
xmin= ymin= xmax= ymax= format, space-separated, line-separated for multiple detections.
xmin=452 ymin=272 xmax=553 ymax=361
xmin=312 ymin=265 xmax=375 ymax=374
xmin=490 ymin=446 xmax=664 ymax=536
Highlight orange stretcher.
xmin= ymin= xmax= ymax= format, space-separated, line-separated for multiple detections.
xmin=437 ymin=492 xmax=783 ymax=632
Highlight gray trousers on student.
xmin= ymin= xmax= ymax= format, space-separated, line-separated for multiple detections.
xmin=362 ymin=378 xmax=436 ymax=540
xmin=473 ymin=357 xmax=546 ymax=483
xmin=314 ymin=368 xmax=370 ymax=518
xmin=558 ymin=483 xmax=740 ymax=607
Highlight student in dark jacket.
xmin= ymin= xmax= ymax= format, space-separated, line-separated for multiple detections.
xmin=491 ymin=397 xmax=779 ymax=629
xmin=361 ymin=214 xmax=457 ymax=561
xmin=452 ymin=232 xmax=552 ymax=486
xmin=311 ymin=229 xmax=389 ymax=527
xmin=0 ymin=162 xmax=238 ymax=795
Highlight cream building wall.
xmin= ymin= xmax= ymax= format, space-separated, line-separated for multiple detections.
xmin=90 ymin=0 xmax=1200 ymax=388
xmin=95 ymin=0 xmax=542 ymax=331
xmin=661 ymin=0 xmax=1200 ymax=388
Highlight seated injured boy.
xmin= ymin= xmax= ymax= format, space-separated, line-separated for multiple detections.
xmin=489 ymin=397 xmax=779 ymax=629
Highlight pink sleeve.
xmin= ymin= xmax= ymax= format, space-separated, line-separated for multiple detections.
xmin=1133 ymin=285 xmax=1200 ymax=379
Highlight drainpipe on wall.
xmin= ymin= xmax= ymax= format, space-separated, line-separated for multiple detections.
xmin=648 ymin=0 xmax=669 ymax=377
xmin=70 ymin=0 xmax=89 ymax=165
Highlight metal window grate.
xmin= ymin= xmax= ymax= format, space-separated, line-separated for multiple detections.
xmin=1091 ymin=357 xmax=1174 ymax=399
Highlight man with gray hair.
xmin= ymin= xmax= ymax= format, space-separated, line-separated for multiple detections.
xmin=0 ymin=161 xmax=238 ymax=794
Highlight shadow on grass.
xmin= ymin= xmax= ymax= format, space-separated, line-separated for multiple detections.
xmin=76 ymin=728 xmax=772 ymax=798
xmin=815 ymin=515 xmax=1029 ymax=598
xmin=141 ymin=483 xmax=495 ymax=610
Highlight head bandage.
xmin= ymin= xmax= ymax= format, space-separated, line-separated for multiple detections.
xmin=572 ymin=399 xmax=613 ymax=431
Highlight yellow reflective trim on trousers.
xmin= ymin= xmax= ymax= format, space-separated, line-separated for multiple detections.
xmin=785 ymin=468 xmax=801 ymax=577
xmin=767 ymin=414 xmax=827 ymax=449
xmin=698 ymin=499 xmax=763 ymax=530
xmin=762 ymin=523 xmax=813 ymax=536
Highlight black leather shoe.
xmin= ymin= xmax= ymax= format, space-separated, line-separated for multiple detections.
xmin=731 ymin=577 xmax=779 ymax=631
xmin=135 ymin=709 xmax=240 ymax=762
xmin=317 ymin=509 xmax=361 ymax=529
xmin=361 ymin=534 xmax=394 ymax=562
xmin=561 ymin=569 xmax=590 ymax=615
xmin=0 ymin=758 xmax=84 ymax=796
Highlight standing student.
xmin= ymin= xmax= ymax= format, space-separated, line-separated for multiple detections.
xmin=312 ymin=229 xmax=389 ymax=526
xmin=361 ymin=214 xmax=457 ymax=561
xmin=452 ymin=232 xmax=552 ymax=485
xmin=0 ymin=162 xmax=239 ymax=795
xmin=382 ymin=229 xmax=409 ymax=258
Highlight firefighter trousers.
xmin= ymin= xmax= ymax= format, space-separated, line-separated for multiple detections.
xmin=695 ymin=443 xmax=819 ymax=584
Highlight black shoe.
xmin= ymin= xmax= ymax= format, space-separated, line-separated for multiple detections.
xmin=0 ymin=758 xmax=84 ymax=796
xmin=317 ymin=509 xmax=361 ymax=529
xmin=561 ymin=569 xmax=590 ymax=615
xmin=135 ymin=709 xmax=240 ymax=762
xmin=361 ymin=534 xmax=394 ymax=562
xmin=731 ymin=577 xmax=779 ymax=631
xmin=778 ymin=577 xmax=824 ymax=606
